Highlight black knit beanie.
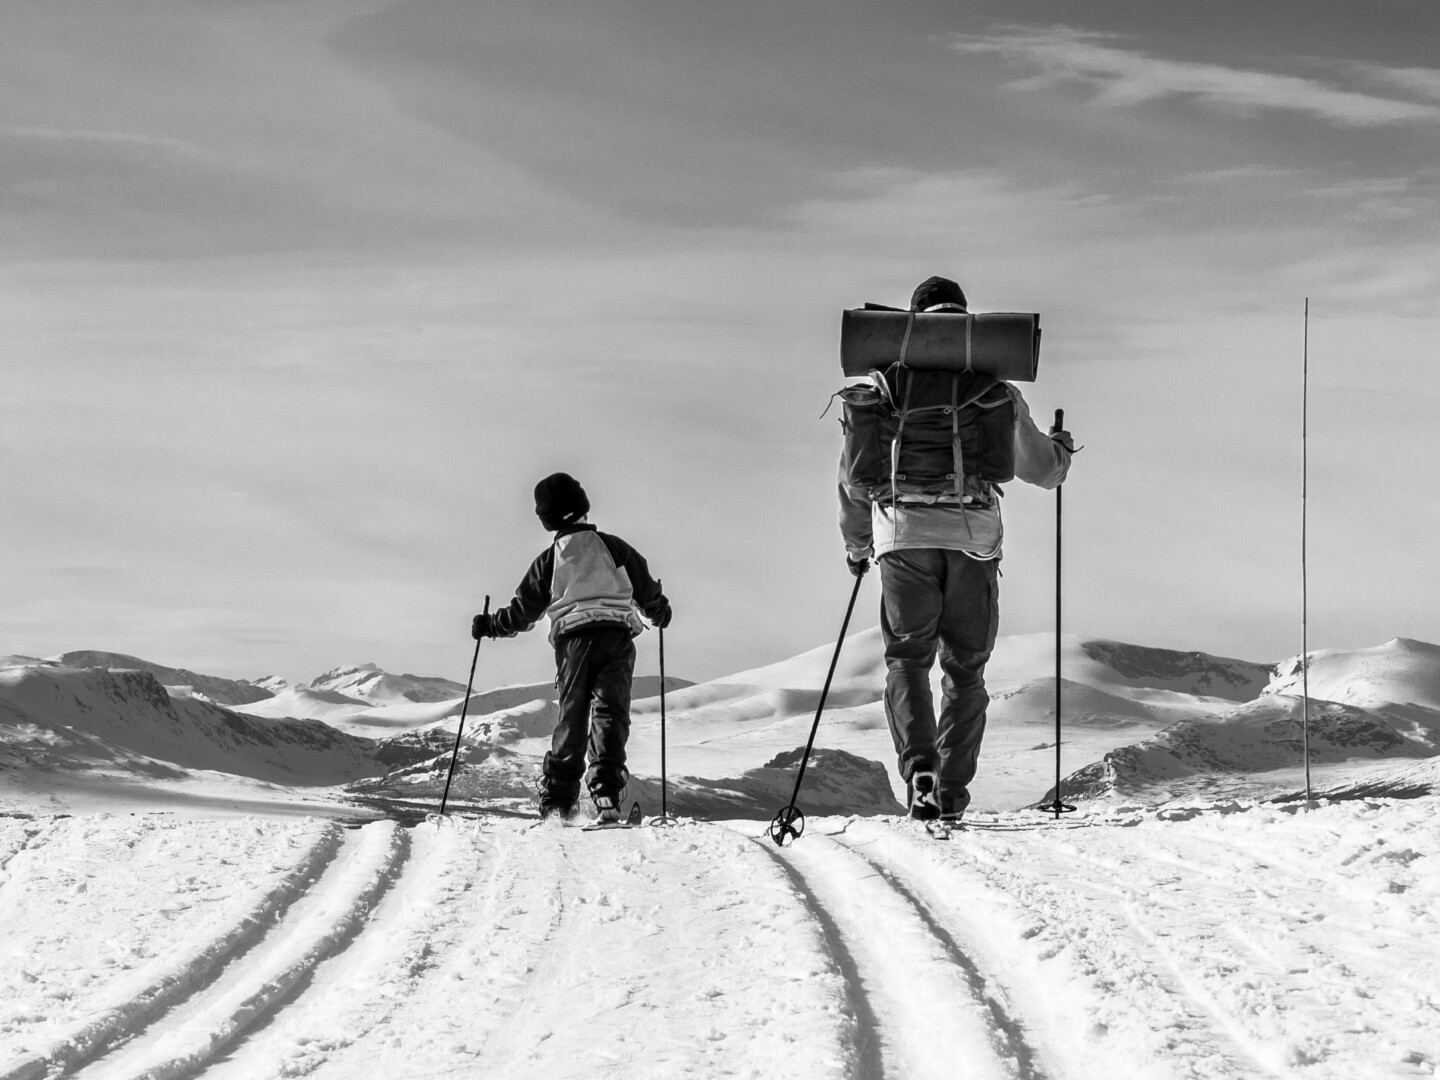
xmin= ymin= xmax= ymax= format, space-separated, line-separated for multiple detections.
xmin=910 ymin=275 xmax=968 ymax=312
xmin=534 ymin=472 xmax=590 ymax=531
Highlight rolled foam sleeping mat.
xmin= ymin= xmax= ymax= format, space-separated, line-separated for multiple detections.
xmin=840 ymin=308 xmax=1041 ymax=380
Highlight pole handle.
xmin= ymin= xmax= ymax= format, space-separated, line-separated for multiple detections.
xmin=1051 ymin=407 xmax=1064 ymax=434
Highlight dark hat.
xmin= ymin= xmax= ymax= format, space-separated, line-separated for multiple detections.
xmin=534 ymin=472 xmax=590 ymax=531
xmin=910 ymin=275 xmax=968 ymax=312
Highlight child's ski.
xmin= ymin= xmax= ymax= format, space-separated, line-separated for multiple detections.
xmin=582 ymin=800 xmax=644 ymax=831
xmin=923 ymin=819 xmax=957 ymax=840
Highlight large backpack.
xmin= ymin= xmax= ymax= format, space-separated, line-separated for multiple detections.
xmin=839 ymin=366 xmax=1015 ymax=507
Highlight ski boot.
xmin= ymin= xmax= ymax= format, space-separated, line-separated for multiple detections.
xmin=907 ymin=769 xmax=941 ymax=822
xmin=536 ymin=776 xmax=579 ymax=821
xmin=592 ymin=790 xmax=623 ymax=825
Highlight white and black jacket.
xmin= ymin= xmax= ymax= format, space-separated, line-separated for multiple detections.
xmin=492 ymin=525 xmax=667 ymax=645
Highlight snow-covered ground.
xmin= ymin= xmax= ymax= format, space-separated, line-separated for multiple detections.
xmin=2 ymin=633 xmax=1439 ymax=1078
xmin=1 ymin=802 xmax=1436 ymax=1079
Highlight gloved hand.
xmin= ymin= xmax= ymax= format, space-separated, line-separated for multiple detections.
xmin=847 ymin=554 xmax=870 ymax=579
xmin=650 ymin=599 xmax=673 ymax=630
xmin=471 ymin=612 xmax=495 ymax=640
xmin=1049 ymin=427 xmax=1076 ymax=453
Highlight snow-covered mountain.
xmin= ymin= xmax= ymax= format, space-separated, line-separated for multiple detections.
xmin=1057 ymin=638 xmax=1440 ymax=804
xmin=305 ymin=663 xmax=469 ymax=704
xmin=7 ymin=633 xmax=1440 ymax=818
xmin=0 ymin=659 xmax=430 ymax=798
xmin=1265 ymin=637 xmax=1440 ymax=708
xmin=47 ymin=650 xmax=278 ymax=707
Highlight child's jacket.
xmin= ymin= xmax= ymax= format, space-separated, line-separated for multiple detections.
xmin=492 ymin=524 xmax=667 ymax=645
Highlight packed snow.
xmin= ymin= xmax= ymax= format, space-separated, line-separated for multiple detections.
xmin=2 ymin=632 xmax=1438 ymax=1078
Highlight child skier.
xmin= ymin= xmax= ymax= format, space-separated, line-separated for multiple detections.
xmin=471 ymin=472 xmax=671 ymax=822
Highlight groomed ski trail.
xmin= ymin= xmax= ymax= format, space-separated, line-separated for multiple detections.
xmin=67 ymin=821 xmax=406 ymax=1080
xmin=838 ymin=807 xmax=1440 ymax=1080
xmin=0 ymin=817 xmax=347 ymax=1080
xmin=753 ymin=824 xmax=1038 ymax=1080
xmin=72 ymin=818 xmax=860 ymax=1080
xmin=407 ymin=819 xmax=855 ymax=1080
xmin=5 ymin=804 xmax=1436 ymax=1080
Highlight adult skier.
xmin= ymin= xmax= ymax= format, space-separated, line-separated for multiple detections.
xmin=838 ymin=275 xmax=1075 ymax=823
xmin=471 ymin=472 xmax=671 ymax=822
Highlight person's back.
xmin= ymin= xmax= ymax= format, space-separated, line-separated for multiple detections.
xmin=836 ymin=276 xmax=1074 ymax=821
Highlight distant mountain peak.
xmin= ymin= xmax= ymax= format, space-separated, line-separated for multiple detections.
xmin=1077 ymin=639 xmax=1273 ymax=702
xmin=305 ymin=663 xmax=467 ymax=704
xmin=308 ymin=663 xmax=382 ymax=685
xmin=45 ymin=650 xmax=277 ymax=707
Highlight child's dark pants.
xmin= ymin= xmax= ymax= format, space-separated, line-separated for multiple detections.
xmin=543 ymin=625 xmax=635 ymax=802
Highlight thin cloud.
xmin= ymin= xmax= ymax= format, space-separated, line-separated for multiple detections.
xmin=945 ymin=26 xmax=1440 ymax=126
xmin=1346 ymin=63 xmax=1440 ymax=103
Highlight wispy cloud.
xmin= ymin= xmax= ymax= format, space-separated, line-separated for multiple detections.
xmin=0 ymin=125 xmax=193 ymax=149
xmin=1346 ymin=63 xmax=1440 ymax=103
xmin=945 ymin=26 xmax=1440 ymax=127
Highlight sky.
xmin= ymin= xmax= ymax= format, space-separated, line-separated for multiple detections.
xmin=3 ymin=0 xmax=1439 ymax=689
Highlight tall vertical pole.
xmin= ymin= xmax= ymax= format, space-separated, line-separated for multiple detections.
xmin=1302 ymin=300 xmax=1312 ymax=804
xmin=651 ymin=581 xmax=678 ymax=826
xmin=1043 ymin=409 xmax=1075 ymax=819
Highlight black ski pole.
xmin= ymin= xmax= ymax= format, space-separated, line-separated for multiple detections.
xmin=439 ymin=594 xmax=488 ymax=819
xmin=1041 ymin=410 xmax=1076 ymax=820
xmin=768 ymin=570 xmax=865 ymax=846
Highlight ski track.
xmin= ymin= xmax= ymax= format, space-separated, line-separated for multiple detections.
xmin=194 ymin=818 xmax=497 ymax=1080
xmin=841 ymin=810 xmax=1440 ymax=1080
xmin=754 ymin=826 xmax=1034 ymax=1080
xmin=440 ymin=819 xmax=853 ymax=1080
xmin=5 ymin=807 xmax=1438 ymax=1080
xmin=51 ymin=818 xmax=857 ymax=1080
xmin=0 ymin=817 xmax=344 ymax=1080
xmin=65 ymin=821 xmax=406 ymax=1080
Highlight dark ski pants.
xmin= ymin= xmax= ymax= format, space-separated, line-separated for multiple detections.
xmin=544 ymin=625 xmax=635 ymax=801
xmin=878 ymin=548 xmax=1000 ymax=815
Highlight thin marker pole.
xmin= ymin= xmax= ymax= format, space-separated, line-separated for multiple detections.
xmin=653 ymin=579 xmax=678 ymax=827
xmin=1302 ymin=300 xmax=1312 ymax=804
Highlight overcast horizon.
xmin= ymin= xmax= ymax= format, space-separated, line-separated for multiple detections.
xmin=4 ymin=0 xmax=1438 ymax=688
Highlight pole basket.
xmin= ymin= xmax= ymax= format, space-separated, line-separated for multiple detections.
xmin=649 ymin=813 xmax=680 ymax=828
xmin=768 ymin=805 xmax=805 ymax=847
xmin=1038 ymin=798 xmax=1077 ymax=820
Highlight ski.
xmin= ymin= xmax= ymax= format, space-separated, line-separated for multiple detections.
xmin=581 ymin=800 xmax=644 ymax=832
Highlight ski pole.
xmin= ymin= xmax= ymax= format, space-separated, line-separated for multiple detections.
xmin=1041 ymin=410 xmax=1076 ymax=820
xmin=768 ymin=569 xmax=865 ymax=846
xmin=439 ymin=594 xmax=488 ymax=819
xmin=653 ymin=581 xmax=678 ymax=827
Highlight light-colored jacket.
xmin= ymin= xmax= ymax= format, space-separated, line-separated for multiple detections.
xmin=491 ymin=524 xmax=665 ymax=645
xmin=838 ymin=383 xmax=1070 ymax=561
xmin=546 ymin=529 xmax=647 ymax=642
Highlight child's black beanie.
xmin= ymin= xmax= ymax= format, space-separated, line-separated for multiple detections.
xmin=534 ymin=472 xmax=590 ymax=531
